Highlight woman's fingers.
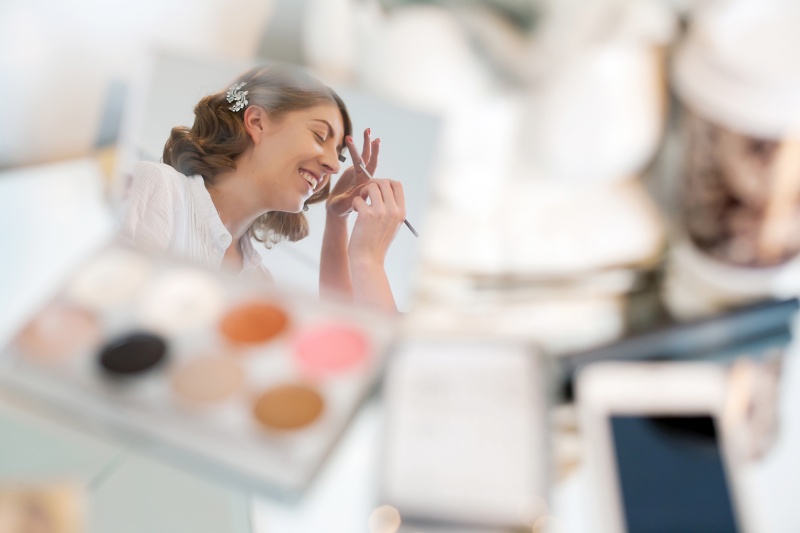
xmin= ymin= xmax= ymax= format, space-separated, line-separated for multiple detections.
xmin=375 ymin=179 xmax=406 ymax=220
xmin=344 ymin=133 xmax=376 ymax=186
xmin=389 ymin=179 xmax=405 ymax=212
xmin=344 ymin=135 xmax=367 ymax=173
xmin=352 ymin=182 xmax=381 ymax=214
xmin=361 ymin=128 xmax=371 ymax=165
xmin=344 ymin=181 xmax=368 ymax=204
xmin=353 ymin=179 xmax=405 ymax=222
xmin=374 ymin=179 xmax=394 ymax=206
xmin=344 ymin=135 xmax=359 ymax=163
xmin=366 ymin=138 xmax=380 ymax=176
xmin=359 ymin=181 xmax=384 ymax=204
xmin=351 ymin=195 xmax=368 ymax=213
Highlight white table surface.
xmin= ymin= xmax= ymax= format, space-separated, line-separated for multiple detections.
xmin=2 ymin=157 xmax=799 ymax=533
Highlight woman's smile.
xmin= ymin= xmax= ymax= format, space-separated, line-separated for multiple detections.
xmin=299 ymin=168 xmax=320 ymax=193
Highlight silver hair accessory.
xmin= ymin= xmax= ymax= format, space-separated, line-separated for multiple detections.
xmin=226 ymin=82 xmax=249 ymax=112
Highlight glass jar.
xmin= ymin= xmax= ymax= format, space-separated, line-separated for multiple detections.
xmin=672 ymin=0 xmax=800 ymax=268
xmin=681 ymin=108 xmax=800 ymax=267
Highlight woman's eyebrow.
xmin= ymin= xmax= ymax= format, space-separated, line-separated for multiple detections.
xmin=310 ymin=119 xmax=334 ymax=137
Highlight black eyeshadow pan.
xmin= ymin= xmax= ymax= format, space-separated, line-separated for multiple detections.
xmin=99 ymin=332 xmax=167 ymax=376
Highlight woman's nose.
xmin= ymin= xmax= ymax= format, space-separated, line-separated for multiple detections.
xmin=321 ymin=147 xmax=341 ymax=174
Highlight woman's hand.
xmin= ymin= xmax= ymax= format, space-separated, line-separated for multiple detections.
xmin=326 ymin=128 xmax=379 ymax=218
xmin=348 ymin=178 xmax=406 ymax=267
xmin=321 ymin=128 xmax=401 ymax=312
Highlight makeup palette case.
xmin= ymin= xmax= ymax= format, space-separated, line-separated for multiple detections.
xmin=0 ymin=244 xmax=397 ymax=496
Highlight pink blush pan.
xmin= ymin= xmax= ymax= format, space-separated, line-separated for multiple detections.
xmin=293 ymin=324 xmax=370 ymax=375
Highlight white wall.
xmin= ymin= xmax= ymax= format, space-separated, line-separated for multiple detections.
xmin=0 ymin=0 xmax=274 ymax=167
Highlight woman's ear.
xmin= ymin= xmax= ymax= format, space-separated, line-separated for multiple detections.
xmin=243 ymin=106 xmax=268 ymax=145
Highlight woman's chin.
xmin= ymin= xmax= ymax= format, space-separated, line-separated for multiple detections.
xmin=273 ymin=197 xmax=306 ymax=214
xmin=279 ymin=192 xmax=313 ymax=213
xmin=287 ymin=202 xmax=305 ymax=214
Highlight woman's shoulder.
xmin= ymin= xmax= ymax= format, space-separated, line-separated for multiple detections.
xmin=130 ymin=161 xmax=191 ymax=190
xmin=122 ymin=161 xmax=198 ymax=208
xmin=119 ymin=162 xmax=189 ymax=251
xmin=119 ymin=161 xmax=198 ymax=223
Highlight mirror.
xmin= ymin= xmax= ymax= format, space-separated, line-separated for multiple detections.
xmin=114 ymin=50 xmax=441 ymax=310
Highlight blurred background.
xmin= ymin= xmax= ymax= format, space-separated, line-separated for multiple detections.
xmin=2 ymin=0 xmax=800 ymax=531
xmin=5 ymin=0 xmax=800 ymax=336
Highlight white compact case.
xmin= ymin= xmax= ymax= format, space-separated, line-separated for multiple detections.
xmin=577 ymin=361 xmax=758 ymax=533
xmin=380 ymin=336 xmax=550 ymax=530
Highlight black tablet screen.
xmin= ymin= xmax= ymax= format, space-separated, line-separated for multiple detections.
xmin=610 ymin=415 xmax=740 ymax=533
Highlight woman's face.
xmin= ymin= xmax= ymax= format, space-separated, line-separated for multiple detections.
xmin=251 ymin=103 xmax=345 ymax=213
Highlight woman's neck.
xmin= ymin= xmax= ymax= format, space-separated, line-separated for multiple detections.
xmin=205 ymin=154 xmax=265 ymax=242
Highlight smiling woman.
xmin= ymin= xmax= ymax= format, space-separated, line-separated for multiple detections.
xmin=119 ymin=64 xmax=406 ymax=312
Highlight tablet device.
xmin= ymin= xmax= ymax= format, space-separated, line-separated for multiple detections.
xmin=577 ymin=362 xmax=757 ymax=533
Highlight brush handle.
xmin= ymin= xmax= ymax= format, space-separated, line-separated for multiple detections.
xmin=403 ymin=219 xmax=419 ymax=237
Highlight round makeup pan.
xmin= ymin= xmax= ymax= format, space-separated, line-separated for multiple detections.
xmin=16 ymin=303 xmax=101 ymax=364
xmin=138 ymin=268 xmax=226 ymax=335
xmin=66 ymin=248 xmax=151 ymax=311
xmin=172 ymin=356 xmax=243 ymax=405
xmin=219 ymin=301 xmax=288 ymax=345
xmin=293 ymin=323 xmax=370 ymax=375
xmin=98 ymin=332 xmax=167 ymax=377
xmin=252 ymin=384 xmax=324 ymax=431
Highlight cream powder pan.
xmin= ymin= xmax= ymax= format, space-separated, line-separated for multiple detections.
xmin=137 ymin=268 xmax=226 ymax=335
xmin=172 ymin=356 xmax=244 ymax=405
xmin=66 ymin=248 xmax=151 ymax=310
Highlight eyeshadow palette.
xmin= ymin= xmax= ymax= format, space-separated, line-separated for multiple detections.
xmin=0 ymin=245 xmax=396 ymax=495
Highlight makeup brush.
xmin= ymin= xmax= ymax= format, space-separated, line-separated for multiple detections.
xmin=356 ymin=160 xmax=419 ymax=238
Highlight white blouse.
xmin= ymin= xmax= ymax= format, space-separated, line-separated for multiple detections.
xmin=118 ymin=161 xmax=272 ymax=283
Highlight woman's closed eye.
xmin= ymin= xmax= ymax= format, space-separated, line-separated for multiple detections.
xmin=311 ymin=125 xmax=345 ymax=163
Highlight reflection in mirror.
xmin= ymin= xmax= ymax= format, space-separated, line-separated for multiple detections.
xmin=114 ymin=51 xmax=439 ymax=312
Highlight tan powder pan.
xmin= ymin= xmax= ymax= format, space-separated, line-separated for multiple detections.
xmin=172 ymin=356 xmax=244 ymax=405
xmin=252 ymin=384 xmax=325 ymax=431
xmin=219 ymin=301 xmax=289 ymax=345
xmin=15 ymin=303 xmax=101 ymax=364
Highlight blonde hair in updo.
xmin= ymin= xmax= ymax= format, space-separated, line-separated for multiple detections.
xmin=162 ymin=64 xmax=352 ymax=247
